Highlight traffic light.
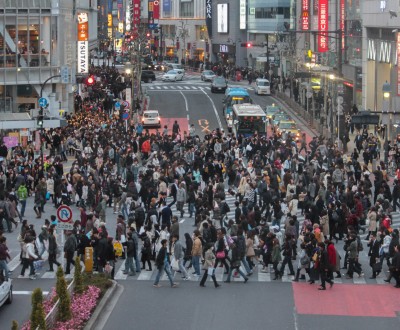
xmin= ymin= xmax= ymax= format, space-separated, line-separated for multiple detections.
xmin=37 ymin=108 xmax=44 ymax=127
xmin=146 ymin=32 xmax=151 ymax=38
xmin=241 ymin=42 xmax=252 ymax=48
xmin=86 ymin=76 xmax=95 ymax=86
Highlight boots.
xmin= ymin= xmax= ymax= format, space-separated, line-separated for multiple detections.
xmin=293 ymin=269 xmax=301 ymax=282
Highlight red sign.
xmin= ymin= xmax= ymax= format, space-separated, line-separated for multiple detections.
xmin=301 ymin=0 xmax=309 ymax=30
xmin=397 ymin=33 xmax=400 ymax=95
xmin=318 ymin=0 xmax=329 ymax=52
xmin=133 ymin=0 xmax=141 ymax=33
xmin=77 ymin=13 xmax=89 ymax=41
xmin=340 ymin=0 xmax=345 ymax=49
xmin=153 ymin=0 xmax=160 ymax=19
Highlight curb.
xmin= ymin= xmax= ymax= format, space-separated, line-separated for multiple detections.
xmin=84 ymin=280 xmax=123 ymax=330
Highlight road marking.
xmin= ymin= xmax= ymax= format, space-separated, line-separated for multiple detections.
xmin=179 ymin=91 xmax=190 ymax=115
xmin=114 ymin=261 xmax=128 ymax=280
xmin=156 ymin=86 xmax=161 ymax=89
xmin=199 ymin=87 xmax=222 ymax=128
xmin=14 ymin=291 xmax=49 ymax=295
xmin=177 ymin=86 xmax=183 ymax=89
xmin=163 ymin=86 xmax=169 ymax=89
xmin=198 ymin=119 xmax=210 ymax=133
xmin=8 ymin=255 xmax=21 ymax=272
xmin=179 ymin=219 xmax=185 ymax=223
xmin=184 ymin=86 xmax=190 ymax=89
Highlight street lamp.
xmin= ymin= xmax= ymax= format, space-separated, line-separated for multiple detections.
xmin=382 ymin=80 xmax=391 ymax=167
xmin=124 ymin=61 xmax=134 ymax=117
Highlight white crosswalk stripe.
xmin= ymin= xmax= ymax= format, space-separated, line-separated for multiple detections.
xmin=11 ymin=190 xmax=400 ymax=285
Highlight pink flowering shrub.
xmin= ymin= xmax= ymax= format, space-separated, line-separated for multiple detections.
xmin=20 ymin=286 xmax=101 ymax=330
xmin=52 ymin=285 xmax=100 ymax=330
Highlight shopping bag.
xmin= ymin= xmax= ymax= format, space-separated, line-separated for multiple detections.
xmin=113 ymin=241 xmax=123 ymax=257
xmin=105 ymin=262 xmax=113 ymax=274
xmin=34 ymin=260 xmax=44 ymax=271
xmin=207 ymin=267 xmax=215 ymax=276
xmin=171 ymin=257 xmax=180 ymax=271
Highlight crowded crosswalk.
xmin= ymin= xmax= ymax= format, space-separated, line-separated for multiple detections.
xmin=9 ymin=191 xmax=400 ymax=285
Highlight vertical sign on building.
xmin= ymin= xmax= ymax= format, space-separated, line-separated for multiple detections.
xmin=77 ymin=12 xmax=89 ymax=73
xmin=397 ymin=33 xmax=400 ymax=95
xmin=133 ymin=0 xmax=141 ymax=34
xmin=148 ymin=0 xmax=154 ymax=27
xmin=318 ymin=0 xmax=328 ymax=52
xmin=153 ymin=0 xmax=160 ymax=19
xmin=239 ymin=0 xmax=246 ymax=29
xmin=340 ymin=0 xmax=345 ymax=49
xmin=206 ymin=0 xmax=212 ymax=38
xmin=301 ymin=0 xmax=309 ymax=30
xmin=163 ymin=0 xmax=171 ymax=16
xmin=126 ymin=0 xmax=132 ymax=31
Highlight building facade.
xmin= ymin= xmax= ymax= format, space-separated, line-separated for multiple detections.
xmin=0 ymin=0 xmax=97 ymax=118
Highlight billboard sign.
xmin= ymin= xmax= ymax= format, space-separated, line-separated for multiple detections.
xmin=217 ymin=4 xmax=228 ymax=33
xmin=318 ymin=0 xmax=328 ymax=52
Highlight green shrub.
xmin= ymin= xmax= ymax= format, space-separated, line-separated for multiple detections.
xmin=56 ymin=266 xmax=71 ymax=322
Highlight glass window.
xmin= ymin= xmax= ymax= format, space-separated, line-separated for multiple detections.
xmin=180 ymin=1 xmax=194 ymax=18
xmin=255 ymin=7 xmax=290 ymax=19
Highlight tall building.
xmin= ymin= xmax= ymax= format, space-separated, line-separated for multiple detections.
xmin=0 ymin=0 xmax=97 ymax=130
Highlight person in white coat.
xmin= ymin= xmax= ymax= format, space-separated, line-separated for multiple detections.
xmin=46 ymin=175 xmax=55 ymax=202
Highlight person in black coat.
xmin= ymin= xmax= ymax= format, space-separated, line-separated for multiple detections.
xmin=367 ymin=233 xmax=381 ymax=278
xmin=318 ymin=242 xmax=334 ymax=290
xmin=153 ymin=239 xmax=177 ymax=288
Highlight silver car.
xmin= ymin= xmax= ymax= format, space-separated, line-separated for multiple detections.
xmin=201 ymin=70 xmax=216 ymax=81
xmin=161 ymin=70 xmax=184 ymax=82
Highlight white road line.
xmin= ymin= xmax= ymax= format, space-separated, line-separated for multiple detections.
xmin=156 ymin=86 xmax=161 ymax=89
xmin=163 ymin=86 xmax=169 ymax=89
xmin=183 ymin=86 xmax=190 ymax=89
xmin=14 ymin=291 xmax=49 ymax=295
xmin=8 ymin=255 xmax=21 ymax=272
xmin=199 ymin=87 xmax=222 ymax=128
xmin=149 ymin=86 xmax=154 ymax=90
xmin=190 ymin=86 xmax=198 ymax=90
xmin=137 ymin=270 xmax=153 ymax=280
xmin=205 ymin=87 xmax=211 ymax=90
xmin=177 ymin=86 xmax=183 ymax=89
xmin=180 ymin=91 xmax=190 ymax=113
xmin=114 ymin=261 xmax=128 ymax=280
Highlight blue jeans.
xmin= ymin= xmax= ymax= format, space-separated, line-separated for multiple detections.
xmin=124 ymin=257 xmax=136 ymax=274
xmin=20 ymin=200 xmax=26 ymax=218
xmin=241 ymin=257 xmax=252 ymax=274
xmin=135 ymin=252 xmax=141 ymax=272
xmin=0 ymin=260 xmax=9 ymax=280
xmin=154 ymin=262 xmax=174 ymax=286
xmin=188 ymin=202 xmax=195 ymax=217
xmin=178 ymin=258 xmax=189 ymax=278
xmin=121 ymin=203 xmax=128 ymax=220
xmin=192 ymin=255 xmax=201 ymax=275
xmin=226 ymin=264 xmax=248 ymax=282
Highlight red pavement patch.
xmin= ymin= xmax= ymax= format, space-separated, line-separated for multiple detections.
xmin=145 ymin=117 xmax=189 ymax=135
xmin=293 ymin=283 xmax=400 ymax=317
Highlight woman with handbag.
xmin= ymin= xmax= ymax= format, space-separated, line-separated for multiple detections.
xmin=47 ymin=228 xmax=61 ymax=272
xmin=199 ymin=243 xmax=220 ymax=288
xmin=213 ymin=230 xmax=230 ymax=274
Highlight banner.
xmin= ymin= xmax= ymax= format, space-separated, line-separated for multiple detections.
xmin=397 ymin=33 xmax=400 ymax=95
xmin=217 ymin=4 xmax=228 ymax=33
xmin=318 ymin=0 xmax=328 ymax=52
xmin=163 ymin=0 xmax=171 ymax=15
xmin=301 ymin=0 xmax=309 ymax=30
xmin=206 ymin=0 xmax=212 ymax=38
xmin=133 ymin=0 xmax=141 ymax=33
xmin=77 ymin=13 xmax=89 ymax=73
xmin=340 ymin=0 xmax=345 ymax=49
xmin=148 ymin=0 xmax=154 ymax=26
xmin=153 ymin=0 xmax=160 ymax=19
xmin=239 ymin=0 xmax=246 ymax=30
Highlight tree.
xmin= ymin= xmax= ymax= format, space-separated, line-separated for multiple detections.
xmin=11 ymin=320 xmax=18 ymax=330
xmin=30 ymin=288 xmax=46 ymax=330
xmin=74 ymin=256 xmax=84 ymax=294
xmin=56 ymin=266 xmax=71 ymax=322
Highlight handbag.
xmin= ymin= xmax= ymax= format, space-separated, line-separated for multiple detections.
xmin=372 ymin=262 xmax=382 ymax=272
xmin=216 ymin=251 xmax=226 ymax=259
xmin=105 ymin=262 xmax=113 ymax=274
xmin=46 ymin=192 xmax=51 ymax=200
xmin=171 ymin=257 xmax=180 ymax=271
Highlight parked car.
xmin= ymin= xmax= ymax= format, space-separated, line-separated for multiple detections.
xmin=211 ymin=76 xmax=228 ymax=93
xmin=201 ymin=70 xmax=216 ymax=81
xmin=161 ymin=70 xmax=184 ymax=81
xmin=141 ymin=70 xmax=156 ymax=83
xmin=0 ymin=271 xmax=12 ymax=308
xmin=142 ymin=110 xmax=161 ymax=127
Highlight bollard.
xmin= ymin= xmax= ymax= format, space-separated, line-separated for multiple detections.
xmin=84 ymin=247 xmax=93 ymax=273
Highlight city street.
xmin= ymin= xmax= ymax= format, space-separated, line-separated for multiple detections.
xmin=1 ymin=74 xmax=400 ymax=329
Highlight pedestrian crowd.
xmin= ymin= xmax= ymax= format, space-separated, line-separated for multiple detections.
xmin=0 ymin=99 xmax=400 ymax=289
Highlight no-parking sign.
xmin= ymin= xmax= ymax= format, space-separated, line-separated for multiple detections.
xmin=57 ymin=205 xmax=73 ymax=223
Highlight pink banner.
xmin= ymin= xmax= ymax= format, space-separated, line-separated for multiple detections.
xmin=3 ymin=136 xmax=19 ymax=148
xmin=318 ymin=0 xmax=329 ymax=53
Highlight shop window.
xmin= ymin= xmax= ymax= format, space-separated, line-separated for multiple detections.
xmin=180 ymin=1 xmax=194 ymax=18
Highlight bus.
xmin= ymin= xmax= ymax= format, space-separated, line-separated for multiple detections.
xmin=222 ymin=88 xmax=252 ymax=131
xmin=232 ymin=103 xmax=267 ymax=137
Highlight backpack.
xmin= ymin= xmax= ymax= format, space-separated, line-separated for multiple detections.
xmin=113 ymin=241 xmax=123 ymax=257
xmin=331 ymin=210 xmax=339 ymax=222
xmin=237 ymin=236 xmax=246 ymax=258
xmin=357 ymin=236 xmax=364 ymax=252
xmin=222 ymin=202 xmax=230 ymax=214
xmin=300 ymin=254 xmax=310 ymax=266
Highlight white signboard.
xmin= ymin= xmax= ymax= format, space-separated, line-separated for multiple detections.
xmin=217 ymin=4 xmax=228 ymax=33
xmin=240 ymin=0 xmax=246 ymax=29
xmin=57 ymin=223 xmax=74 ymax=230
xmin=77 ymin=41 xmax=89 ymax=73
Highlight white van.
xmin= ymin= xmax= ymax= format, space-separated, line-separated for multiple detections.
xmin=164 ymin=63 xmax=185 ymax=74
xmin=255 ymin=78 xmax=271 ymax=95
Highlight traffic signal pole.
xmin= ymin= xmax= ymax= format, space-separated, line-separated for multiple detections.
xmin=39 ymin=74 xmax=61 ymax=168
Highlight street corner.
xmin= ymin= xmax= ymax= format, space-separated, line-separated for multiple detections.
xmin=292 ymin=282 xmax=400 ymax=318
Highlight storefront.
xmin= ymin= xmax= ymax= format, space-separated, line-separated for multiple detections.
xmin=212 ymin=43 xmax=236 ymax=64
